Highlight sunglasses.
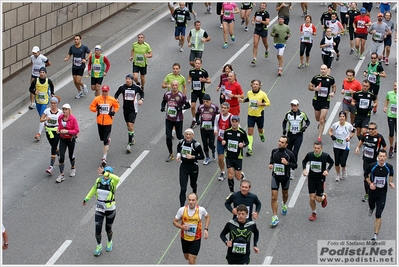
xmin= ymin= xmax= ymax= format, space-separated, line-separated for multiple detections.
xmin=368 ymin=128 xmax=376 ymax=130
xmin=371 ymin=57 xmax=377 ymax=59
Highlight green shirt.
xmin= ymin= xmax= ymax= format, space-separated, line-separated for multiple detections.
xmin=271 ymin=23 xmax=290 ymax=45
xmin=386 ymin=90 xmax=397 ymax=118
xmin=132 ymin=41 xmax=152 ymax=67
xmin=164 ymin=73 xmax=186 ymax=93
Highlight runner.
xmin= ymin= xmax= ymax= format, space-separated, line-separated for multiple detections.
xmin=364 ymin=149 xmax=395 ymax=241
xmin=355 ymin=122 xmax=387 ymax=202
xmin=382 ymin=11 xmax=394 ymax=65
xmin=351 ymin=80 xmax=377 ymax=140
xmin=222 ymin=72 xmax=243 ymax=116
xmin=240 ymin=2 xmax=254 ymax=31
xmin=320 ymin=28 xmax=336 ymax=75
xmin=56 ymin=103 xmax=80 ymax=183
xmin=188 ymin=58 xmax=211 ymax=129
xmin=29 ymin=46 xmax=51 ymax=110
xmin=162 ymin=63 xmax=187 ymax=96
xmin=368 ymin=12 xmax=390 ymax=62
xmin=328 ymin=111 xmax=356 ymax=182
xmin=64 ymin=34 xmax=91 ymax=98
xmin=383 ymin=81 xmax=397 ymax=157
xmin=220 ymin=204 xmax=259 ymax=264
xmin=195 ymin=94 xmax=219 ymax=165
xmin=241 ymin=79 xmax=270 ymax=156
xmin=270 ymin=16 xmax=291 ymax=76
xmin=89 ymin=85 xmax=120 ymax=167
xmin=129 ymin=33 xmax=152 ymax=90
xmin=363 ymin=52 xmax=386 ymax=113
xmin=216 ymin=64 xmax=233 ymax=105
xmin=176 ymin=128 xmax=205 ymax=207
xmin=353 ymin=7 xmax=372 ymax=60
xmin=225 ymin=180 xmax=261 ymax=221
xmin=329 ymin=12 xmax=344 ymax=61
xmin=114 ymin=74 xmax=145 ymax=153
xmin=320 ymin=4 xmax=338 ymax=37
xmin=161 ymin=80 xmax=190 ymax=162
xmin=346 ymin=2 xmax=361 ymax=55
xmin=87 ymin=45 xmax=111 ymax=96
xmin=302 ymin=141 xmax=334 ymax=221
xmin=251 ymin=2 xmax=270 ymax=65
xmin=298 ymin=15 xmax=317 ymax=68
xmin=221 ymin=2 xmax=240 ymax=49
xmin=308 ymin=64 xmax=336 ymax=142
xmin=214 ymin=102 xmax=233 ymax=181
xmin=2 ymin=224 xmax=8 ymax=250
xmin=341 ymin=68 xmax=362 ymax=125
xmin=173 ymin=2 xmax=191 ymax=52
xmin=187 ymin=21 xmax=211 ymax=67
xmin=173 ymin=192 xmax=210 ymax=265
xmin=282 ymin=99 xmax=310 ymax=180
xmin=40 ymin=96 xmax=62 ymax=175
xmin=29 ymin=67 xmax=55 ymax=141
xmin=276 ymin=2 xmax=292 ymax=25
xmin=268 ymin=136 xmax=297 ymax=227
xmin=83 ymin=166 xmax=120 ymax=256
xmin=222 ymin=116 xmax=249 ymax=198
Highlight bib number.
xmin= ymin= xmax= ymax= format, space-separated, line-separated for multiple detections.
xmin=185 ymin=223 xmax=197 ymax=236
xmin=318 ymin=87 xmax=328 ymax=97
xmin=73 ymin=57 xmax=82 ymax=67
xmin=232 ymin=243 xmax=246 ymax=254
xmin=273 ymin=163 xmax=285 ymax=176
xmin=227 ymin=140 xmax=238 ymax=152
xmin=96 ymin=201 xmax=105 ymax=213
xmin=310 ymin=161 xmax=322 ymax=173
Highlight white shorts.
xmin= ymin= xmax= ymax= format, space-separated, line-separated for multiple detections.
xmin=274 ymin=45 xmax=286 ymax=56
xmin=370 ymin=40 xmax=384 ymax=56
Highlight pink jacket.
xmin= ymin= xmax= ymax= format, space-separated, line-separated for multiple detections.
xmin=57 ymin=114 xmax=80 ymax=139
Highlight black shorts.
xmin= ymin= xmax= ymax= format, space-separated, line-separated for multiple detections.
xmin=181 ymin=238 xmax=201 ymax=256
xmin=189 ymin=50 xmax=203 ymax=62
xmin=222 ymin=19 xmax=235 ymax=24
xmin=362 ymin=2 xmax=373 ymax=12
xmin=191 ymin=90 xmax=204 ymax=104
xmin=384 ymin=35 xmax=392 ymax=47
xmin=354 ymin=115 xmax=370 ymax=129
xmin=355 ymin=33 xmax=368 ymax=40
xmin=91 ymin=77 xmax=104 ymax=86
xmin=124 ymin=111 xmax=137 ymax=123
xmin=271 ymin=175 xmax=290 ymax=191
xmin=133 ymin=64 xmax=147 ymax=75
xmin=254 ymin=28 xmax=268 ymax=38
xmin=308 ymin=177 xmax=325 ymax=196
xmin=72 ymin=68 xmax=84 ymax=76
xmin=226 ymin=157 xmax=243 ymax=171
xmin=241 ymin=3 xmax=253 ymax=10
xmin=97 ymin=124 xmax=112 ymax=145
xmin=312 ymin=99 xmax=330 ymax=111
xmin=369 ymin=83 xmax=380 ymax=96
xmin=247 ymin=115 xmax=264 ymax=129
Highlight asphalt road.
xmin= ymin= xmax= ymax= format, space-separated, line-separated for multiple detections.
xmin=2 ymin=2 xmax=398 ymax=265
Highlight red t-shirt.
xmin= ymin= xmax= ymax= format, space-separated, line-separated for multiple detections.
xmin=223 ymin=81 xmax=243 ymax=107
xmin=342 ymin=78 xmax=362 ymax=104
xmin=353 ymin=15 xmax=371 ymax=34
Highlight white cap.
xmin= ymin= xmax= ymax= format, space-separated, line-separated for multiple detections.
xmin=62 ymin=103 xmax=71 ymax=109
xmin=290 ymin=99 xmax=299 ymax=105
xmin=32 ymin=46 xmax=40 ymax=53
xmin=94 ymin=45 xmax=102 ymax=50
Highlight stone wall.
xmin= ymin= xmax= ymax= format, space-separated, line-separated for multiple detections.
xmin=2 ymin=2 xmax=132 ymax=80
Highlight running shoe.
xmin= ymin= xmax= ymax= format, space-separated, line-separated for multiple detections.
xmin=190 ymin=120 xmax=196 ymax=129
xmin=317 ymin=137 xmax=322 ymax=142
xmin=203 ymin=157 xmax=211 ymax=165
xmin=321 ymin=194 xmax=328 ymax=208
xmin=260 ymin=134 xmax=265 ymax=142
xmin=170 ymin=16 xmax=175 ymax=22
xmin=223 ymin=43 xmax=228 ymax=49
xmin=241 ymin=19 xmax=245 ymax=25
xmin=336 ymin=56 xmax=340 ymax=61
xmin=371 ymin=233 xmax=378 ymax=241
xmin=349 ymin=48 xmax=355 ymax=55
xmin=193 ymin=12 xmax=197 ymax=21
xmin=35 ymin=133 xmax=41 ymax=140
xmin=270 ymin=216 xmax=279 ymax=227
xmin=355 ymin=49 xmax=359 ymax=57
xmin=46 ymin=166 xmax=53 ymax=175
xmin=212 ymin=151 xmax=216 ymax=160
xmin=75 ymin=91 xmax=84 ymax=99
xmin=305 ymin=62 xmax=309 ymax=67
xmin=226 ymin=192 xmax=234 ymax=200
xmin=373 ymin=106 xmax=377 ymax=114
xmin=70 ymin=168 xmax=76 ymax=177
xmin=251 ymin=58 xmax=256 ymax=65
xmin=245 ymin=27 xmax=248 ymax=31
xmin=298 ymin=63 xmax=305 ymax=69
xmin=290 ymin=169 xmax=294 ymax=180
xmin=264 ymin=51 xmax=269 ymax=58
xmin=359 ymin=55 xmax=364 ymax=60
xmin=218 ymin=172 xmax=225 ymax=181
xmin=106 ymin=241 xmax=113 ymax=252
xmin=94 ymin=244 xmax=103 ymax=256
xmin=246 ymin=149 xmax=253 ymax=156
xmin=309 ymin=212 xmax=317 ymax=221
xmin=241 ymin=171 xmax=245 ymax=180
xmin=28 ymin=102 xmax=36 ymax=109
xmin=101 ymin=158 xmax=107 ymax=167
xmin=180 ymin=47 xmax=184 ymax=52
xmin=220 ymin=24 xmax=223 ymax=29
xmin=56 ymin=174 xmax=65 ymax=183
xmin=342 ymin=168 xmax=347 ymax=179
xmin=83 ymin=84 xmax=88 ymax=95
xmin=389 ymin=147 xmax=393 ymax=157
xmin=166 ymin=153 xmax=175 ymax=162
xmin=368 ymin=209 xmax=374 ymax=217
xmin=362 ymin=194 xmax=368 ymax=202
xmin=208 ymin=6 xmax=212 ymax=13
xmin=277 ymin=68 xmax=282 ymax=76
xmin=335 ymin=175 xmax=340 ymax=182
xmin=231 ymin=35 xmax=235 ymax=42
xmin=281 ymin=205 xmax=287 ymax=215
xmin=126 ymin=143 xmax=132 ymax=153
xmin=385 ymin=58 xmax=389 ymax=65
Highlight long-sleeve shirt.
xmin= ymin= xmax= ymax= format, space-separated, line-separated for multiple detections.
xmin=224 ymin=192 xmax=261 ymax=221
xmin=302 ymin=152 xmax=334 ymax=181
xmin=89 ymin=95 xmax=120 ymax=125
xmin=114 ymin=83 xmax=144 ymax=113
xmin=57 ymin=114 xmax=80 ymax=139
xmin=269 ymin=148 xmax=298 ymax=178
xmin=177 ymin=138 xmax=205 ymax=164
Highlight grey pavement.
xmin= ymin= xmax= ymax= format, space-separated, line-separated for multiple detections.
xmin=2 ymin=2 xmax=166 ymax=119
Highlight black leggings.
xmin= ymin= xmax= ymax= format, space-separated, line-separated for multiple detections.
xmin=322 ymin=54 xmax=334 ymax=68
xmin=179 ymin=163 xmax=199 ymax=207
xmin=333 ymin=147 xmax=349 ymax=167
xmin=46 ymin=131 xmax=60 ymax=155
xmin=333 ymin=36 xmax=341 ymax=54
xmin=388 ymin=117 xmax=397 ymax=138
xmin=95 ymin=209 xmax=116 ymax=244
xmin=287 ymin=132 xmax=303 ymax=160
xmin=200 ymin=129 xmax=215 ymax=157
xmin=59 ymin=137 xmax=76 ymax=165
xmin=165 ymin=120 xmax=183 ymax=154
xmin=300 ymin=42 xmax=313 ymax=57
xmin=368 ymin=192 xmax=386 ymax=218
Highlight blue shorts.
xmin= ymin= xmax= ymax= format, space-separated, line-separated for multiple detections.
xmin=175 ymin=26 xmax=186 ymax=37
xmin=217 ymin=139 xmax=225 ymax=155
xmin=36 ymin=103 xmax=47 ymax=116
xmin=248 ymin=115 xmax=264 ymax=129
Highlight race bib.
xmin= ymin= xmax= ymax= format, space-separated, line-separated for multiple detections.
xmin=33 ymin=67 xmax=40 ymax=76
xmin=255 ymin=15 xmax=262 ymax=24
xmin=224 ymin=89 xmax=232 ymax=100
xmin=96 ymin=201 xmax=105 ymax=213
xmin=181 ymin=145 xmax=192 ymax=158
xmin=167 ymin=107 xmax=177 ymax=117
xmin=220 ymin=85 xmax=226 ymax=95
xmin=359 ymin=99 xmax=370 ymax=109
xmin=249 ymin=99 xmax=258 ymax=110
xmin=125 ymin=89 xmax=135 ymax=101
xmin=177 ymin=14 xmax=185 ymax=23
xmin=193 ymin=81 xmax=201 ymax=90
xmin=232 ymin=243 xmax=246 ymax=254
xmin=363 ymin=146 xmax=374 ymax=159
xmin=390 ymin=104 xmax=397 ymax=114
xmin=93 ymin=64 xmax=101 ymax=72
xmin=310 ymin=161 xmax=322 ymax=173
xmin=368 ymin=74 xmax=377 ymax=83
xmin=273 ymin=163 xmax=285 ymax=176
xmin=290 ymin=122 xmax=299 ymax=134
xmin=185 ymin=223 xmax=197 ymax=236
xmin=218 ymin=129 xmax=225 ymax=139
xmin=135 ymin=54 xmax=144 ymax=63
xmin=373 ymin=32 xmax=382 ymax=40
xmin=374 ymin=176 xmax=386 ymax=188
xmin=224 ymin=9 xmax=232 ymax=17
xmin=37 ymin=92 xmax=46 ymax=101
xmin=227 ymin=140 xmax=238 ymax=152
xmin=357 ymin=20 xmax=365 ymax=28
xmin=318 ymin=87 xmax=328 ymax=97
xmin=99 ymin=104 xmax=110 ymax=114
xmin=202 ymin=120 xmax=212 ymax=129
xmin=73 ymin=57 xmax=82 ymax=66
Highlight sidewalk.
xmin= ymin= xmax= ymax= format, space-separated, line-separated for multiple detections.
xmin=2 ymin=2 xmax=166 ymax=120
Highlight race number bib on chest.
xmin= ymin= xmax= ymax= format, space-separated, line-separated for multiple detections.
xmin=363 ymin=147 xmax=374 ymax=159
xmin=185 ymin=223 xmax=197 ymax=236
xmin=96 ymin=200 xmax=105 ymax=213
xmin=227 ymin=140 xmax=238 ymax=152
xmin=167 ymin=107 xmax=177 ymax=117
xmin=232 ymin=243 xmax=246 ymax=254
xmin=273 ymin=163 xmax=285 ymax=176
xmin=310 ymin=161 xmax=322 ymax=173
xmin=135 ymin=54 xmax=144 ymax=63
xmin=181 ymin=145 xmax=192 ymax=158
xmin=202 ymin=121 xmax=212 ymax=129
xmin=318 ymin=87 xmax=328 ymax=97
xmin=368 ymin=74 xmax=377 ymax=83
xmin=193 ymin=81 xmax=201 ymax=90
xmin=390 ymin=104 xmax=397 ymax=114
xmin=249 ymin=100 xmax=258 ymax=109
xmin=359 ymin=99 xmax=370 ymax=109
xmin=125 ymin=89 xmax=135 ymax=101
xmin=73 ymin=57 xmax=82 ymax=66
xmin=99 ymin=104 xmax=110 ymax=114
xmin=374 ymin=176 xmax=386 ymax=188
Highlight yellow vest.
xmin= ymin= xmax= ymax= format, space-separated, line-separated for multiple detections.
xmin=181 ymin=206 xmax=202 ymax=241
xmin=35 ymin=78 xmax=49 ymax=105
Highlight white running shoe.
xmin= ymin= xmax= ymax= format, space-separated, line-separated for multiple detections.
xmin=46 ymin=166 xmax=53 ymax=175
xmin=75 ymin=91 xmax=84 ymax=99
xmin=28 ymin=102 xmax=36 ymax=110
xmin=56 ymin=175 xmax=65 ymax=183
xmin=70 ymin=168 xmax=76 ymax=177
xmin=83 ymin=84 xmax=88 ymax=95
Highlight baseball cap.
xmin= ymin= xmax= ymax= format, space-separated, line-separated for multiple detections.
xmin=360 ymin=7 xmax=366 ymax=13
xmin=377 ymin=12 xmax=384 ymax=17
xmin=62 ymin=103 xmax=71 ymax=109
xmin=32 ymin=46 xmax=40 ymax=53
xmin=94 ymin=45 xmax=102 ymax=50
xmin=291 ymin=99 xmax=299 ymax=105
xmin=101 ymin=85 xmax=110 ymax=92
xmin=202 ymin=94 xmax=211 ymax=100
xmin=232 ymin=115 xmax=240 ymax=121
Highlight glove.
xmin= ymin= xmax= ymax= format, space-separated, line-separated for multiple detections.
xmin=161 ymin=107 xmax=165 ymax=112
xmin=109 ymin=111 xmax=115 ymax=116
xmin=196 ymin=120 xmax=201 ymax=126
xmin=283 ymin=130 xmax=287 ymax=135
xmin=331 ymin=135 xmax=337 ymax=141
xmin=96 ymin=105 xmax=101 ymax=111
xmin=176 ymin=107 xmax=182 ymax=112
xmin=274 ymin=33 xmax=279 ymax=38
xmin=285 ymin=35 xmax=289 ymax=40
xmin=301 ymin=126 xmax=307 ymax=133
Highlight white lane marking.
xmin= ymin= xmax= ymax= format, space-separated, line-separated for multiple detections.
xmin=288 ymin=164 xmax=309 ymax=208
xmin=263 ymin=256 xmax=273 ymax=265
xmin=45 ymin=240 xmax=72 ymax=265
xmin=79 ymin=150 xmax=150 ymax=226
xmin=323 ymin=101 xmax=342 ymax=135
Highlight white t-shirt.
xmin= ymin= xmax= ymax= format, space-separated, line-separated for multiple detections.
xmin=31 ymin=54 xmax=48 ymax=77
xmin=175 ymin=206 xmax=208 ymax=220
xmin=330 ymin=121 xmax=354 ymax=150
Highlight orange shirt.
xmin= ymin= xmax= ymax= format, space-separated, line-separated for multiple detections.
xmin=89 ymin=95 xmax=119 ymax=125
xmin=342 ymin=79 xmax=362 ymax=104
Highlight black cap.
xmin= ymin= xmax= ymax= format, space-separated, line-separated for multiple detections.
xmin=203 ymin=94 xmax=211 ymax=100
xmin=39 ymin=67 xmax=47 ymax=73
